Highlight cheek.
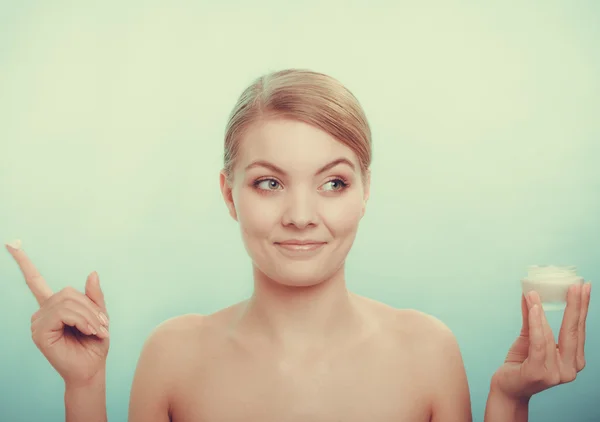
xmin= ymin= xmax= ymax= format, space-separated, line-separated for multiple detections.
xmin=236 ymin=190 xmax=279 ymax=236
xmin=322 ymin=193 xmax=364 ymax=233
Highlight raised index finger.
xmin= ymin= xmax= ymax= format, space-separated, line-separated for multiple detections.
xmin=5 ymin=240 xmax=53 ymax=306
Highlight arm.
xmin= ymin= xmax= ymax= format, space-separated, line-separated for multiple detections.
xmin=64 ymin=369 xmax=107 ymax=422
xmin=429 ymin=322 xmax=473 ymax=422
xmin=484 ymin=375 xmax=529 ymax=422
xmin=427 ymin=321 xmax=531 ymax=422
xmin=128 ymin=320 xmax=179 ymax=422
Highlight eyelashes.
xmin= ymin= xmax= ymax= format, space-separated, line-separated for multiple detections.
xmin=254 ymin=178 xmax=282 ymax=191
xmin=322 ymin=178 xmax=349 ymax=192
xmin=252 ymin=177 xmax=350 ymax=194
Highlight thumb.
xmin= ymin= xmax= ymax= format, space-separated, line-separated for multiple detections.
xmin=85 ymin=271 xmax=107 ymax=313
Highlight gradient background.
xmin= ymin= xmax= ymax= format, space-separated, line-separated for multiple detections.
xmin=1 ymin=1 xmax=598 ymax=421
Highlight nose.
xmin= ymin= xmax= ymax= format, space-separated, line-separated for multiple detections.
xmin=281 ymin=188 xmax=318 ymax=229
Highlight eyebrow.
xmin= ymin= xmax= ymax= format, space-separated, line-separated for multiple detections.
xmin=244 ymin=157 xmax=356 ymax=176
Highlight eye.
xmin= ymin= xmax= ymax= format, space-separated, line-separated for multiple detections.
xmin=255 ymin=179 xmax=282 ymax=191
xmin=321 ymin=178 xmax=347 ymax=192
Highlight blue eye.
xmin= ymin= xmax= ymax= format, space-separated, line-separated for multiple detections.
xmin=321 ymin=179 xmax=347 ymax=191
xmin=255 ymin=179 xmax=282 ymax=191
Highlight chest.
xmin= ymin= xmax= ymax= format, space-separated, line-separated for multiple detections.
xmin=170 ymin=347 xmax=432 ymax=422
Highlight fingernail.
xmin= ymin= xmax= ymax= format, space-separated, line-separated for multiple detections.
xmin=88 ymin=324 xmax=97 ymax=335
xmin=5 ymin=239 xmax=22 ymax=251
xmin=98 ymin=312 xmax=109 ymax=326
xmin=99 ymin=325 xmax=109 ymax=337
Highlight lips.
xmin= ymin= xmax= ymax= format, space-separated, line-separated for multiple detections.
xmin=274 ymin=240 xmax=327 ymax=253
xmin=276 ymin=240 xmax=325 ymax=245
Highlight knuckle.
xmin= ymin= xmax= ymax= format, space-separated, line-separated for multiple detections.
xmin=569 ymin=324 xmax=579 ymax=336
xmin=560 ymin=369 xmax=577 ymax=383
xmin=61 ymin=286 xmax=78 ymax=297
xmin=546 ymin=372 xmax=561 ymax=386
xmin=527 ymin=370 xmax=545 ymax=383
xmin=61 ymin=297 xmax=76 ymax=307
xmin=26 ymin=274 xmax=44 ymax=285
xmin=61 ymin=286 xmax=82 ymax=300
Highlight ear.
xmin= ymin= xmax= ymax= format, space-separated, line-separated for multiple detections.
xmin=361 ymin=169 xmax=371 ymax=218
xmin=220 ymin=170 xmax=238 ymax=221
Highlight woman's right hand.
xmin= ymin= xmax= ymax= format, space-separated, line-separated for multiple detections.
xmin=6 ymin=240 xmax=110 ymax=388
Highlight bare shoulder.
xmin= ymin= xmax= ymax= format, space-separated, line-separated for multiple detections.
xmin=129 ymin=305 xmax=245 ymax=421
xmin=131 ymin=314 xmax=211 ymax=392
xmin=143 ymin=302 xmax=244 ymax=360
xmin=356 ymin=295 xmax=472 ymax=421
xmin=146 ymin=313 xmax=207 ymax=347
xmin=357 ymin=295 xmax=457 ymax=347
xmin=398 ymin=309 xmax=457 ymax=345
xmin=394 ymin=308 xmax=465 ymax=370
xmin=356 ymin=295 xmax=467 ymax=385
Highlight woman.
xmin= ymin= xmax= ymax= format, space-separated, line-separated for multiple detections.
xmin=6 ymin=69 xmax=591 ymax=422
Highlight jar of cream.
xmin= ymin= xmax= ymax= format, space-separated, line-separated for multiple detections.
xmin=521 ymin=265 xmax=584 ymax=311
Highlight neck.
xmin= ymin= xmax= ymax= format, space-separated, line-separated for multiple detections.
xmin=238 ymin=264 xmax=362 ymax=353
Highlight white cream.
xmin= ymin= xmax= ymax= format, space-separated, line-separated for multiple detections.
xmin=521 ymin=265 xmax=584 ymax=311
xmin=6 ymin=239 xmax=22 ymax=250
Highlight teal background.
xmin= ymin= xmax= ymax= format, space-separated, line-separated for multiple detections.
xmin=1 ymin=1 xmax=598 ymax=421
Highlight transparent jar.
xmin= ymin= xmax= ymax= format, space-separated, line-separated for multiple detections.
xmin=521 ymin=265 xmax=584 ymax=311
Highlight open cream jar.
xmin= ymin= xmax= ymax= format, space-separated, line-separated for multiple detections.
xmin=521 ymin=265 xmax=584 ymax=311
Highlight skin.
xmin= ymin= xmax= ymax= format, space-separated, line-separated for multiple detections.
xmin=7 ymin=118 xmax=592 ymax=422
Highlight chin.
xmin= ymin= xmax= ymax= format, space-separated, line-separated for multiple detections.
xmin=259 ymin=261 xmax=342 ymax=288
xmin=273 ymin=274 xmax=324 ymax=288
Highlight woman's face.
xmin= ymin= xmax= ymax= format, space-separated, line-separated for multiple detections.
xmin=221 ymin=117 xmax=370 ymax=287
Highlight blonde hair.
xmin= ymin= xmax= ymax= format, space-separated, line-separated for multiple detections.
xmin=223 ymin=69 xmax=372 ymax=182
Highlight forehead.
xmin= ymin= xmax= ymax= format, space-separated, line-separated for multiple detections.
xmin=237 ymin=118 xmax=359 ymax=171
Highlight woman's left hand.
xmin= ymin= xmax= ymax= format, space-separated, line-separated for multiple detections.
xmin=492 ymin=282 xmax=591 ymax=400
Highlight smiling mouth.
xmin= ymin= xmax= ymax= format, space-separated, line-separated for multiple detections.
xmin=273 ymin=241 xmax=327 ymax=252
xmin=276 ymin=244 xmax=324 ymax=251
